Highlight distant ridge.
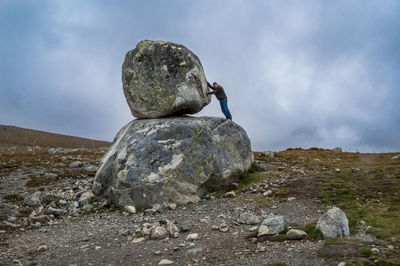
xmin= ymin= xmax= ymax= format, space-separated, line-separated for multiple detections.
xmin=0 ymin=125 xmax=111 ymax=148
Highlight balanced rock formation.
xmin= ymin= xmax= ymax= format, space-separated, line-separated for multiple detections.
xmin=93 ymin=117 xmax=253 ymax=208
xmin=122 ymin=40 xmax=211 ymax=118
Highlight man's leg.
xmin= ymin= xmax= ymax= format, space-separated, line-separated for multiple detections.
xmin=219 ymin=99 xmax=232 ymax=119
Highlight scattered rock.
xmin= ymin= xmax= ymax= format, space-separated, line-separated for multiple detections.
xmin=166 ymin=203 xmax=176 ymax=210
xmin=316 ymin=207 xmax=349 ymax=238
xmin=238 ymin=213 xmax=260 ymax=225
xmin=351 ymin=168 xmax=360 ymax=173
xmin=24 ymin=191 xmax=42 ymax=207
xmin=83 ymin=164 xmax=98 ymax=172
xmin=186 ymin=233 xmax=199 ymax=241
xmin=337 ymin=262 xmax=346 ymax=266
xmin=224 ymin=191 xmax=236 ymax=198
xmin=2 ymin=220 xmax=19 ymax=228
xmin=158 ymin=259 xmax=174 ymax=265
xmin=60 ymin=156 xmax=72 ymax=162
xmin=219 ymin=222 xmax=229 ymax=232
xmin=124 ymin=205 xmax=136 ymax=214
xmin=286 ymin=229 xmax=307 ymax=240
xmin=371 ymin=247 xmax=380 ymax=254
xmin=187 ymin=247 xmax=203 ymax=254
xmin=45 ymin=207 xmax=67 ymax=216
xmin=263 ymin=190 xmax=273 ymax=197
xmin=7 ymin=216 xmax=17 ymax=223
xmin=78 ymin=191 xmax=95 ymax=206
xmin=69 ymin=161 xmax=83 ymax=168
xmin=141 ymin=223 xmax=152 ymax=236
xmin=258 ymin=215 xmax=288 ymax=237
xmin=122 ymin=40 xmax=211 ymax=119
xmin=131 ymin=237 xmax=145 ymax=244
xmin=166 ymin=221 xmax=180 ymax=237
xmin=29 ymin=215 xmax=50 ymax=224
xmin=151 ymin=226 xmax=168 ymax=240
xmin=37 ymin=245 xmax=48 ymax=252
xmin=287 ymin=197 xmax=296 ymax=202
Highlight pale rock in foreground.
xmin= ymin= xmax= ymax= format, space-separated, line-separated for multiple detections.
xmin=258 ymin=215 xmax=288 ymax=237
xmin=286 ymin=229 xmax=307 ymax=240
xmin=24 ymin=191 xmax=42 ymax=207
xmin=122 ymin=40 xmax=211 ymax=118
xmin=238 ymin=213 xmax=260 ymax=225
xmin=316 ymin=207 xmax=349 ymax=238
xmin=78 ymin=191 xmax=95 ymax=207
xmin=158 ymin=259 xmax=174 ymax=265
xmin=93 ymin=117 xmax=253 ymax=208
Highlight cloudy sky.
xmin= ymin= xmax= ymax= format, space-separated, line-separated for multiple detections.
xmin=1 ymin=0 xmax=399 ymax=152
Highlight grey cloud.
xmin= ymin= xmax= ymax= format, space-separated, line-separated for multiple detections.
xmin=1 ymin=0 xmax=399 ymax=151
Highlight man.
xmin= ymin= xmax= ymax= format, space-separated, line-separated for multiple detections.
xmin=206 ymin=81 xmax=232 ymax=120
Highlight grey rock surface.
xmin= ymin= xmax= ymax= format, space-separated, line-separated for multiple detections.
xmin=316 ymin=207 xmax=349 ymax=238
xmin=93 ymin=117 xmax=253 ymax=208
xmin=391 ymin=154 xmax=400 ymax=160
xmin=69 ymin=161 xmax=83 ymax=168
xmin=238 ymin=213 xmax=260 ymax=225
xmin=258 ymin=215 xmax=288 ymax=237
xmin=122 ymin=40 xmax=211 ymax=118
xmin=78 ymin=191 xmax=95 ymax=206
xmin=24 ymin=191 xmax=42 ymax=207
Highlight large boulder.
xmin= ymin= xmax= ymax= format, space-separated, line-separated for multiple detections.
xmin=93 ymin=117 xmax=253 ymax=208
xmin=122 ymin=40 xmax=211 ymax=118
xmin=316 ymin=207 xmax=350 ymax=238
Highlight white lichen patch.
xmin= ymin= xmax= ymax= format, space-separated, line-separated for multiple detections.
xmin=157 ymin=139 xmax=176 ymax=144
xmin=148 ymin=172 xmax=160 ymax=182
xmin=159 ymin=154 xmax=183 ymax=172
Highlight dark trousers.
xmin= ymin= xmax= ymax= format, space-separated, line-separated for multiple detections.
xmin=219 ymin=98 xmax=232 ymax=119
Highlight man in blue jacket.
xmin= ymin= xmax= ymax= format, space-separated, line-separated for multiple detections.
xmin=206 ymin=81 xmax=232 ymax=120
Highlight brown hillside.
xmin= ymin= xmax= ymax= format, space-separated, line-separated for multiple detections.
xmin=0 ymin=125 xmax=111 ymax=148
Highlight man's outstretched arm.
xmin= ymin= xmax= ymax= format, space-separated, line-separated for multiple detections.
xmin=207 ymin=81 xmax=215 ymax=90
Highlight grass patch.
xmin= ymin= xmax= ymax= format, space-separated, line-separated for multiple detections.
xmin=323 ymin=237 xmax=360 ymax=246
xmin=266 ymin=263 xmax=287 ymax=266
xmin=3 ymin=194 xmax=23 ymax=202
xmin=268 ymin=234 xmax=287 ymax=242
xmin=346 ymin=258 xmax=370 ymax=266
xmin=26 ymin=176 xmax=52 ymax=187
xmin=359 ymin=247 xmax=373 ymax=257
xmin=299 ymin=222 xmax=323 ymax=241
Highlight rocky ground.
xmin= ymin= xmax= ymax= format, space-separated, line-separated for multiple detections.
xmin=1 ymin=145 xmax=399 ymax=266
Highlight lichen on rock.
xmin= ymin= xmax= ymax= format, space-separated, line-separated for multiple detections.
xmin=122 ymin=40 xmax=211 ymax=118
xmin=93 ymin=117 xmax=253 ymax=208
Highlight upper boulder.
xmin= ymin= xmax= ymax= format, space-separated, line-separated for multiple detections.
xmin=122 ymin=40 xmax=211 ymax=118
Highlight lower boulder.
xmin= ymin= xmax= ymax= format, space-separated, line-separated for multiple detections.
xmin=93 ymin=117 xmax=253 ymax=208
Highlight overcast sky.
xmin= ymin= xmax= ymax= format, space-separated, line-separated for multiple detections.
xmin=1 ymin=0 xmax=399 ymax=152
